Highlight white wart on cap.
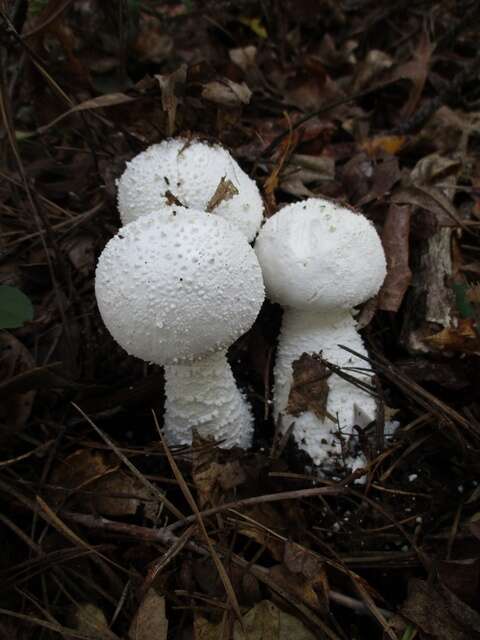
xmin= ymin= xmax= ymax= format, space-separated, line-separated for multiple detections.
xmin=95 ymin=207 xmax=264 ymax=365
xmin=117 ymin=138 xmax=263 ymax=242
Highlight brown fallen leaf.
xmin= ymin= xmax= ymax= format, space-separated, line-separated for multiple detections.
xmin=438 ymin=559 xmax=480 ymax=608
xmin=468 ymin=285 xmax=480 ymax=304
xmin=195 ymin=600 xmax=317 ymax=640
xmin=237 ymin=600 xmax=317 ymax=639
xmin=129 ymin=589 xmax=168 ymax=640
xmin=378 ymin=204 xmax=412 ymax=312
xmin=0 ymin=333 xmax=36 ymax=436
xmin=280 ymin=153 xmax=335 ymax=198
xmin=133 ymin=13 xmax=173 ymax=64
xmin=206 ymin=177 xmax=239 ymax=212
xmin=353 ymin=49 xmax=393 ymax=92
xmin=49 ymin=449 xmax=158 ymax=518
xmin=401 ymin=578 xmax=480 ymax=640
xmin=356 ymin=155 xmax=401 ymax=206
xmin=389 ymin=30 xmax=434 ymax=119
xmin=191 ymin=432 xmax=223 ymax=508
xmin=91 ymin=470 xmax=159 ymax=519
xmin=268 ymin=563 xmax=329 ymax=615
xmin=236 ymin=503 xmax=287 ymax=561
xmin=283 ymin=541 xmax=326 ymax=581
xmin=229 ymin=46 xmax=257 ymax=72
xmin=202 ymin=79 xmax=252 ymax=107
xmin=287 ymin=353 xmax=332 ymax=420
xmin=361 ymin=135 xmax=406 ymax=157
xmin=425 ymin=318 xmax=480 ymax=354
xmin=71 ymin=603 xmax=115 ymax=640
xmin=64 ymin=234 xmax=96 ymax=276
xmin=156 ymin=64 xmax=187 ymax=136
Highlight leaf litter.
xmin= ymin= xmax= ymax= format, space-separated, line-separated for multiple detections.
xmin=1 ymin=1 xmax=480 ymax=639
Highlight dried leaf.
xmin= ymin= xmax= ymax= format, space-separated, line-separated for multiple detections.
xmin=438 ymin=559 xmax=480 ymax=606
xmin=237 ymin=504 xmax=286 ymax=561
xmin=206 ymin=177 xmax=239 ymax=212
xmin=195 ymin=600 xmax=317 ymax=640
xmin=92 ymin=470 xmax=157 ymax=519
xmin=72 ymin=603 xmax=114 ymax=640
xmin=283 ymin=542 xmax=325 ymax=580
xmin=287 ymin=353 xmax=332 ymax=420
xmin=468 ymin=285 xmax=480 ymax=304
xmin=235 ymin=600 xmax=317 ymax=639
xmin=229 ymin=46 xmax=257 ymax=71
xmin=156 ymin=64 xmax=187 ymax=136
xmin=164 ymin=190 xmax=184 ymax=207
xmin=38 ymin=93 xmax=136 ymax=133
xmin=425 ymin=319 xmax=480 ymax=354
xmin=202 ymin=79 xmax=252 ymax=107
xmin=280 ymin=154 xmax=335 ymax=197
xmin=128 ymin=589 xmax=168 ymax=640
xmin=389 ymin=30 xmax=433 ymax=118
xmin=133 ymin=14 xmax=173 ymax=63
xmin=353 ymin=49 xmax=393 ymax=92
xmin=65 ymin=234 xmax=96 ymax=276
xmin=361 ymin=136 xmax=406 ymax=156
xmin=0 ymin=333 xmax=36 ymax=435
xmin=49 ymin=449 xmax=116 ymax=506
xmin=268 ymin=564 xmax=329 ymax=614
xmin=378 ymin=204 xmax=412 ymax=312
xmin=401 ymin=578 xmax=480 ymax=640
xmin=356 ymin=156 xmax=401 ymax=206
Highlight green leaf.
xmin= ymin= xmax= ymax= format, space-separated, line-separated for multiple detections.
xmin=0 ymin=286 xmax=34 ymax=329
xmin=452 ymin=282 xmax=474 ymax=319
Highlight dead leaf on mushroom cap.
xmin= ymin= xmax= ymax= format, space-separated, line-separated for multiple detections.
xmin=287 ymin=353 xmax=332 ymax=420
xmin=206 ymin=177 xmax=239 ymax=212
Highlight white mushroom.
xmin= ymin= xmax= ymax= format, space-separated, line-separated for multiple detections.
xmin=95 ymin=207 xmax=264 ymax=448
xmin=117 ymin=138 xmax=263 ymax=242
xmin=255 ymin=198 xmax=387 ymax=466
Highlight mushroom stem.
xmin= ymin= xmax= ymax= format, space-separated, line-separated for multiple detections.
xmin=274 ymin=308 xmax=377 ymax=466
xmin=163 ymin=351 xmax=254 ymax=448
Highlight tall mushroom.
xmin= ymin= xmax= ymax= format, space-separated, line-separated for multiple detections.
xmin=116 ymin=138 xmax=263 ymax=242
xmin=95 ymin=207 xmax=264 ymax=448
xmin=255 ymin=198 xmax=386 ymax=466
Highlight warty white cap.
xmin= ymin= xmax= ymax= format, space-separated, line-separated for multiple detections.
xmin=117 ymin=138 xmax=264 ymax=242
xmin=255 ymin=198 xmax=386 ymax=311
xmin=95 ymin=207 xmax=265 ymax=364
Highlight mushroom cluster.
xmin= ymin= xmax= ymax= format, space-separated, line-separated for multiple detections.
xmin=95 ymin=137 xmax=387 ymax=467
xmin=96 ymin=139 xmax=265 ymax=449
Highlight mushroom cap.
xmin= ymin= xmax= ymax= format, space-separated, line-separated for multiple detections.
xmin=255 ymin=198 xmax=386 ymax=311
xmin=95 ymin=207 xmax=265 ymax=365
xmin=117 ymin=138 xmax=263 ymax=242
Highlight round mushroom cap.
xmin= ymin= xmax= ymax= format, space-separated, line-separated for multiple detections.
xmin=117 ymin=138 xmax=263 ymax=242
xmin=95 ymin=208 xmax=265 ymax=365
xmin=255 ymin=198 xmax=386 ymax=311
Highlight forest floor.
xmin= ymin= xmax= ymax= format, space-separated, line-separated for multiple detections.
xmin=1 ymin=1 xmax=480 ymax=639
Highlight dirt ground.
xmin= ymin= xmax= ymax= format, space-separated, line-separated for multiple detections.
xmin=1 ymin=1 xmax=480 ymax=639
